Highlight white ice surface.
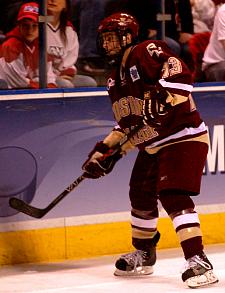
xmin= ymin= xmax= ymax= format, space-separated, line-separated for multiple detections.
xmin=1 ymin=244 xmax=225 ymax=293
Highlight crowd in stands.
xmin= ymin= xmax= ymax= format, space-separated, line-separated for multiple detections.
xmin=0 ymin=0 xmax=97 ymax=89
xmin=0 ymin=0 xmax=225 ymax=89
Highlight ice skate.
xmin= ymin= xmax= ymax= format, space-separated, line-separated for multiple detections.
xmin=114 ymin=231 xmax=160 ymax=276
xmin=114 ymin=249 xmax=156 ymax=276
xmin=181 ymin=252 xmax=219 ymax=288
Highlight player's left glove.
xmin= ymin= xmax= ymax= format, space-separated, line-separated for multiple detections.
xmin=82 ymin=141 xmax=123 ymax=179
xmin=142 ymin=88 xmax=169 ymax=127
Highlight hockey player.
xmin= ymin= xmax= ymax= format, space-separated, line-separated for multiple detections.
xmin=82 ymin=13 xmax=218 ymax=288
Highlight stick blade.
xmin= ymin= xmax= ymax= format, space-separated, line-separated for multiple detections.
xmin=9 ymin=197 xmax=45 ymax=219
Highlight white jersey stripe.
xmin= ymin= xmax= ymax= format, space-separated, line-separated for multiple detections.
xmin=159 ymin=79 xmax=193 ymax=92
xmin=145 ymin=122 xmax=207 ymax=149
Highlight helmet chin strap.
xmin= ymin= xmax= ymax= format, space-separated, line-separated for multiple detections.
xmin=107 ymin=44 xmax=133 ymax=69
xmin=106 ymin=53 xmax=123 ymax=67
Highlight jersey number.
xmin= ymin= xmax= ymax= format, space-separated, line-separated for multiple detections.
xmin=162 ymin=57 xmax=182 ymax=78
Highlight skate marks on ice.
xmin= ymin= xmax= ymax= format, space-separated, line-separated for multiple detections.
xmin=0 ymin=244 xmax=224 ymax=292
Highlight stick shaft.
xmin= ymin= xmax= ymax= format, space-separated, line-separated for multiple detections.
xmin=44 ymin=175 xmax=86 ymax=211
xmin=9 ymin=174 xmax=86 ymax=218
xmin=9 ymin=124 xmax=143 ymax=218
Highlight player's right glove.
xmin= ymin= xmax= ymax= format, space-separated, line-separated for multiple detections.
xmin=82 ymin=141 xmax=123 ymax=179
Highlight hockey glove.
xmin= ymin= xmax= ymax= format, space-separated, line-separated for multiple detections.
xmin=142 ymin=88 xmax=169 ymax=127
xmin=82 ymin=141 xmax=123 ymax=179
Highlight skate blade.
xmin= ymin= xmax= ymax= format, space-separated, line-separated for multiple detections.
xmin=185 ymin=270 xmax=219 ymax=288
xmin=114 ymin=266 xmax=154 ymax=277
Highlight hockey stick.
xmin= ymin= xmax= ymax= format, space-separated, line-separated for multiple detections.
xmin=9 ymin=174 xmax=86 ymax=219
xmin=9 ymin=124 xmax=143 ymax=219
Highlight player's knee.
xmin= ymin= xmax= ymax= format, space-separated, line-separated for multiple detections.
xmin=129 ymin=189 xmax=158 ymax=211
xmin=159 ymin=189 xmax=195 ymax=216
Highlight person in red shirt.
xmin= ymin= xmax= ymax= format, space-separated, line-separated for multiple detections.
xmin=82 ymin=13 xmax=218 ymax=288
xmin=0 ymin=2 xmax=57 ymax=89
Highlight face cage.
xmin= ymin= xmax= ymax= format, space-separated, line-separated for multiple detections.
xmin=97 ymin=32 xmax=120 ymax=63
xmin=97 ymin=29 xmax=134 ymax=64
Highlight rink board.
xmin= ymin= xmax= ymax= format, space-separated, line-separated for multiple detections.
xmin=0 ymin=84 xmax=225 ymax=265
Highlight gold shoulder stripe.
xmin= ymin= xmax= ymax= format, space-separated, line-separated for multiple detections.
xmin=166 ymin=92 xmax=188 ymax=106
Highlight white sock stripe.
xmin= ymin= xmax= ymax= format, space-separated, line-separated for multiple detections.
xmin=173 ymin=213 xmax=200 ymax=229
xmin=131 ymin=215 xmax=158 ymax=229
xmin=159 ymin=79 xmax=193 ymax=92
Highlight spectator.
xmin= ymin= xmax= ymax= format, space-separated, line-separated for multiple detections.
xmin=47 ymin=0 xmax=97 ymax=87
xmin=175 ymin=0 xmax=194 ymax=45
xmin=104 ymin=0 xmax=179 ymax=55
xmin=72 ymin=0 xmax=111 ymax=78
xmin=202 ymin=3 xmax=225 ymax=81
xmin=190 ymin=0 xmax=215 ymax=33
xmin=0 ymin=0 xmax=23 ymax=34
xmin=72 ymin=0 xmax=192 ymax=83
xmin=0 ymin=2 xmax=57 ymax=89
xmin=105 ymin=0 xmax=193 ymax=57
xmin=188 ymin=32 xmax=211 ymax=82
xmin=184 ymin=0 xmax=216 ymax=82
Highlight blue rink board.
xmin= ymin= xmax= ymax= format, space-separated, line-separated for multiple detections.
xmin=0 ymin=86 xmax=225 ymax=221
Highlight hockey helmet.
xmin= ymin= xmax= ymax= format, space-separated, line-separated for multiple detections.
xmin=97 ymin=13 xmax=139 ymax=64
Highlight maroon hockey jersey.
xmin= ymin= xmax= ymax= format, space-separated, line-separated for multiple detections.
xmin=107 ymin=40 xmax=207 ymax=151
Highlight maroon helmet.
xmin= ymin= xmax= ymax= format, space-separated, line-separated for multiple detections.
xmin=97 ymin=13 xmax=139 ymax=64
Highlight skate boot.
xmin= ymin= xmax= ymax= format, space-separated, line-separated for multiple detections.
xmin=181 ymin=252 xmax=219 ymax=288
xmin=114 ymin=250 xmax=156 ymax=276
xmin=114 ymin=231 xmax=160 ymax=276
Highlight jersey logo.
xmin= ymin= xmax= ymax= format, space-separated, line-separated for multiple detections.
xmin=107 ymin=78 xmax=115 ymax=90
xmin=49 ymin=46 xmax=64 ymax=57
xmin=146 ymin=43 xmax=163 ymax=57
xmin=130 ymin=65 xmax=140 ymax=82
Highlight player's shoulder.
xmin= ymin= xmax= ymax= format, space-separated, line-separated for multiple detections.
xmin=136 ymin=39 xmax=169 ymax=48
xmin=132 ymin=40 xmax=170 ymax=55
